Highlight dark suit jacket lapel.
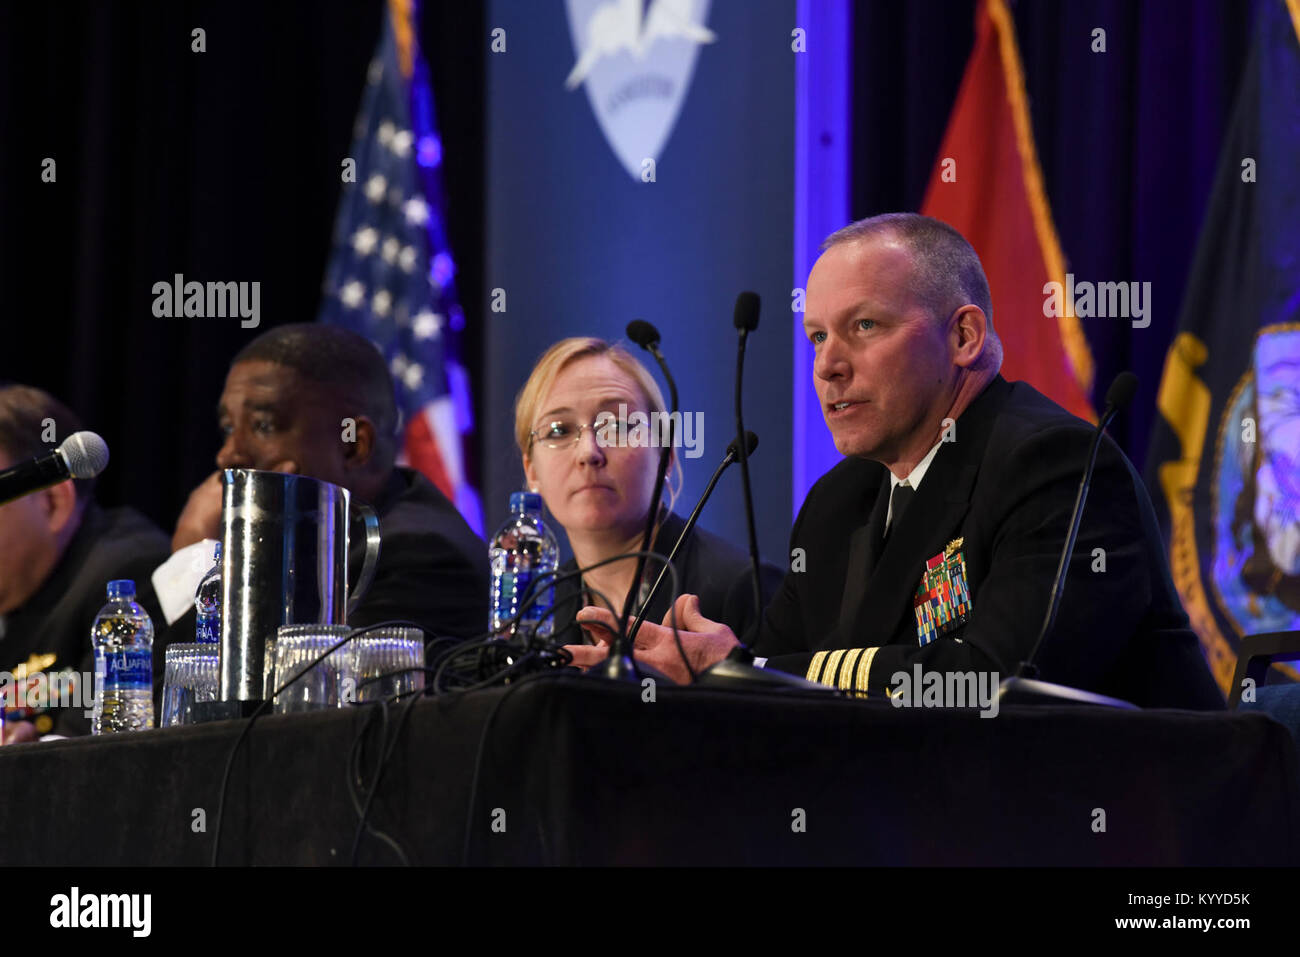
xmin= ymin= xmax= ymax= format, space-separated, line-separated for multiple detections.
xmin=837 ymin=476 xmax=891 ymax=627
xmin=839 ymin=376 xmax=1011 ymax=649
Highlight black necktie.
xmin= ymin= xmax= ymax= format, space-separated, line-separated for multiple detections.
xmin=885 ymin=482 xmax=914 ymax=544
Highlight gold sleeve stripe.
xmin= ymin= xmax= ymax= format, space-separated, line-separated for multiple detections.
xmin=806 ymin=651 xmax=830 ymax=684
xmin=857 ymin=647 xmax=879 ymax=697
xmin=807 ymin=647 xmax=881 ymax=692
xmin=822 ymin=650 xmax=848 ymax=688
xmin=838 ymin=648 xmax=864 ymax=691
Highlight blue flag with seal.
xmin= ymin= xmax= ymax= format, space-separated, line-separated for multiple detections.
xmin=1146 ymin=0 xmax=1300 ymax=695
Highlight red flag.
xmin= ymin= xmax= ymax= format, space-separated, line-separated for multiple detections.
xmin=921 ymin=0 xmax=1095 ymax=421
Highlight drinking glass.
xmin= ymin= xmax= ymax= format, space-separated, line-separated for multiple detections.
xmin=160 ymin=643 xmax=219 ymax=727
xmin=351 ymin=627 xmax=426 ymax=704
xmin=271 ymin=624 xmax=354 ymax=714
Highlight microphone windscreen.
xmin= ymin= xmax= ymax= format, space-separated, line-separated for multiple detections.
xmin=59 ymin=431 xmax=110 ymax=479
xmin=1104 ymin=371 xmax=1138 ymax=411
xmin=727 ymin=430 xmax=760 ymax=458
xmin=733 ymin=291 xmax=760 ymax=331
xmin=626 ymin=319 xmax=661 ymax=350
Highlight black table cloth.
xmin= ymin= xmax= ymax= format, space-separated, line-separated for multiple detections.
xmin=2 ymin=673 xmax=1295 ymax=865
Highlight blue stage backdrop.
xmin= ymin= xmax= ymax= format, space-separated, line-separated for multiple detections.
xmin=484 ymin=0 xmax=795 ymax=564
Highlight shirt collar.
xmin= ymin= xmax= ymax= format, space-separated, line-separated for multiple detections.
xmin=889 ymin=437 xmax=944 ymax=494
xmin=886 ymin=438 xmax=944 ymax=530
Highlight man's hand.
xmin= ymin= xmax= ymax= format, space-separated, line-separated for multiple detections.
xmin=563 ymin=644 xmax=611 ymax=671
xmin=172 ymin=471 xmax=224 ymax=552
xmin=564 ymin=594 xmax=739 ymax=684
xmin=1 ymin=720 xmax=38 ymax=745
xmin=172 ymin=461 xmax=297 ymax=552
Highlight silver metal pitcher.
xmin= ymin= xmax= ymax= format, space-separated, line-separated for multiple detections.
xmin=218 ymin=469 xmax=381 ymax=703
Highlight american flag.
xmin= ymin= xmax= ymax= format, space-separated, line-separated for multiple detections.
xmin=318 ymin=0 xmax=483 ymax=534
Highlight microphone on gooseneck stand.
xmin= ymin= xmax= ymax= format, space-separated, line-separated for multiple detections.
xmin=998 ymin=371 xmax=1142 ymax=708
xmin=731 ymin=292 xmax=764 ymax=646
xmin=627 ymin=431 xmax=759 ymax=644
xmin=0 ymin=431 xmax=110 ymax=506
xmin=694 ymin=295 xmax=829 ymax=692
xmin=603 ymin=318 xmax=678 ymax=681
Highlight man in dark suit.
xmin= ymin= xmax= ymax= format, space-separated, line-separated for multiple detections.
xmin=0 ymin=386 xmax=170 ymax=743
xmin=567 ymin=213 xmax=1223 ymax=709
xmin=153 ymin=324 xmax=489 ymax=653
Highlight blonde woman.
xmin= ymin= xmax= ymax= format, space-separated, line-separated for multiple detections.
xmin=514 ymin=337 xmax=781 ymax=649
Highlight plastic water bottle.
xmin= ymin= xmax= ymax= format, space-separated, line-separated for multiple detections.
xmin=489 ymin=492 xmax=559 ymax=638
xmin=195 ymin=541 xmax=222 ymax=644
xmin=91 ymin=580 xmax=155 ymax=734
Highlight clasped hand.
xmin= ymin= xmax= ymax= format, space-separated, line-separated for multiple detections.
xmin=562 ymin=593 xmax=740 ymax=685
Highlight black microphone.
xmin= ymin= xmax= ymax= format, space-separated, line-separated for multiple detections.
xmin=603 ymin=318 xmax=678 ymax=681
xmin=626 ymin=319 xmax=660 ymax=351
xmin=732 ymin=292 xmax=763 ymax=657
xmin=692 ymin=294 xmax=830 ymax=693
xmin=0 ymin=431 xmax=109 ymax=506
xmin=999 ymin=371 xmax=1142 ymax=708
xmin=626 ymin=432 xmax=759 ymax=643
xmin=733 ymin=292 xmax=760 ymax=333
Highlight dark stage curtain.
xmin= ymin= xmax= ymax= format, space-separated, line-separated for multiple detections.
xmin=0 ymin=0 xmax=484 ymax=531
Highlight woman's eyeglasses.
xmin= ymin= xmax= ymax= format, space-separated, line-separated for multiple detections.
xmin=529 ymin=414 xmax=630 ymax=451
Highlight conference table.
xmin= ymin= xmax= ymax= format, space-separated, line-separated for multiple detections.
xmin=1 ymin=672 xmax=1296 ymax=866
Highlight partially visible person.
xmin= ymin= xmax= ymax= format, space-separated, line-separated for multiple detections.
xmin=153 ymin=324 xmax=489 ymax=658
xmin=0 ymin=385 xmax=169 ymax=743
xmin=514 ymin=337 xmax=781 ymax=647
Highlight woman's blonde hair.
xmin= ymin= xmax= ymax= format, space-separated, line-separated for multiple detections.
xmin=514 ymin=337 xmax=682 ymax=512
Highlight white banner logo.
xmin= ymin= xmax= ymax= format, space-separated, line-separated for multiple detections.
xmin=564 ymin=0 xmax=715 ymax=179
